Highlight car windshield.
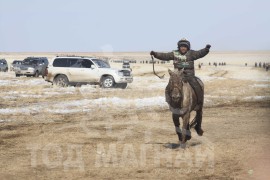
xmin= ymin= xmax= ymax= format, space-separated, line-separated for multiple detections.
xmin=13 ymin=61 xmax=20 ymax=64
xmin=22 ymin=59 xmax=38 ymax=65
xmin=92 ymin=59 xmax=110 ymax=68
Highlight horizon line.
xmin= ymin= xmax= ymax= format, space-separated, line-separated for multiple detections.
xmin=1 ymin=50 xmax=270 ymax=54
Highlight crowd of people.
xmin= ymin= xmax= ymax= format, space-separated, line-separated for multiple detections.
xmin=197 ymin=62 xmax=226 ymax=69
xmin=255 ymin=62 xmax=269 ymax=71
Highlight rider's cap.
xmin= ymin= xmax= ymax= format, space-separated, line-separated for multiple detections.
xmin=177 ymin=38 xmax=191 ymax=50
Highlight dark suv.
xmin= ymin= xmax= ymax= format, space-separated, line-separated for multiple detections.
xmin=15 ymin=57 xmax=48 ymax=77
xmin=0 ymin=59 xmax=8 ymax=72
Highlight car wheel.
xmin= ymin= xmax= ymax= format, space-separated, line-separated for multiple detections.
xmin=34 ymin=71 xmax=39 ymax=77
xmin=116 ymin=83 xmax=128 ymax=89
xmin=101 ymin=76 xmax=115 ymax=88
xmin=4 ymin=68 xmax=8 ymax=72
xmin=53 ymin=75 xmax=69 ymax=87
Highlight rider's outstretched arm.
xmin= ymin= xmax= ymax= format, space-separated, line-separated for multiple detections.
xmin=151 ymin=51 xmax=174 ymax=61
xmin=190 ymin=45 xmax=211 ymax=60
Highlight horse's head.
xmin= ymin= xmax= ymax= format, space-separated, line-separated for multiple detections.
xmin=168 ymin=69 xmax=184 ymax=103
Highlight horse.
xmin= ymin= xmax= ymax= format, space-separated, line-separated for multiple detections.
xmin=166 ymin=69 xmax=204 ymax=147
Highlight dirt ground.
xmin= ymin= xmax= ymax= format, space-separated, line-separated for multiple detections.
xmin=0 ymin=52 xmax=270 ymax=179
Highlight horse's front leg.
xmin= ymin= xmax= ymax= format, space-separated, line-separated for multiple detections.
xmin=181 ymin=113 xmax=191 ymax=146
xmin=172 ymin=113 xmax=182 ymax=142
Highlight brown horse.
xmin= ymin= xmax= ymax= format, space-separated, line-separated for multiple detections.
xmin=167 ymin=69 xmax=204 ymax=147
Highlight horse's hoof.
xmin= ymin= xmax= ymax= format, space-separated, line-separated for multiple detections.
xmin=195 ymin=128 xmax=204 ymax=136
xmin=186 ymin=135 xmax=192 ymax=141
xmin=177 ymin=133 xmax=183 ymax=141
xmin=197 ymin=130 xmax=204 ymax=136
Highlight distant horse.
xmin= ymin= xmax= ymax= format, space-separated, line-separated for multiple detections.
xmin=167 ymin=69 xmax=204 ymax=147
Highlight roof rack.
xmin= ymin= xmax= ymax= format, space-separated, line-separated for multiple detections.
xmin=25 ymin=56 xmax=47 ymax=58
xmin=55 ymin=55 xmax=97 ymax=59
xmin=56 ymin=54 xmax=90 ymax=57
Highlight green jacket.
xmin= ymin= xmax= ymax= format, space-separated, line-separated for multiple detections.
xmin=154 ymin=48 xmax=209 ymax=75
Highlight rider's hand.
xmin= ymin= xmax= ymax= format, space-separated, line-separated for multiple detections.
xmin=150 ymin=51 xmax=156 ymax=56
xmin=206 ymin=44 xmax=211 ymax=49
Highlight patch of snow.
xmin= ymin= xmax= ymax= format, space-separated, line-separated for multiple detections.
xmin=0 ymin=80 xmax=11 ymax=85
xmin=1 ymin=96 xmax=16 ymax=100
xmin=147 ymin=82 xmax=167 ymax=89
xmin=0 ymin=96 xmax=169 ymax=115
xmin=24 ymin=79 xmax=49 ymax=86
xmin=0 ymin=108 xmax=32 ymax=115
xmin=21 ymin=94 xmax=44 ymax=98
xmin=135 ymin=96 xmax=167 ymax=108
xmin=0 ymin=78 xmax=50 ymax=86
xmin=200 ymin=76 xmax=226 ymax=82
xmin=250 ymin=84 xmax=270 ymax=88
xmin=46 ymin=109 xmax=87 ymax=114
xmin=243 ymin=96 xmax=270 ymax=101
xmin=6 ymin=91 xmax=25 ymax=95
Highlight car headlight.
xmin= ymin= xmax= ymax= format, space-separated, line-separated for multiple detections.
xmin=118 ymin=71 xmax=124 ymax=76
xmin=28 ymin=67 xmax=34 ymax=70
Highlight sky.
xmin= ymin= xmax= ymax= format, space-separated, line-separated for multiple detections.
xmin=0 ymin=0 xmax=269 ymax=52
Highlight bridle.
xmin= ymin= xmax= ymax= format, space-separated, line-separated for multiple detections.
xmin=169 ymin=76 xmax=184 ymax=107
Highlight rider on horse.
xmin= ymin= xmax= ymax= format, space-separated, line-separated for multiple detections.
xmin=150 ymin=38 xmax=211 ymax=135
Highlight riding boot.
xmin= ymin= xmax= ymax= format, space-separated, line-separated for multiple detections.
xmin=195 ymin=110 xmax=204 ymax=136
xmin=184 ymin=75 xmax=203 ymax=106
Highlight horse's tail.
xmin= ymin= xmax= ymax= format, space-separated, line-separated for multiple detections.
xmin=190 ymin=110 xmax=203 ymax=129
xmin=189 ymin=110 xmax=202 ymax=131
xmin=190 ymin=115 xmax=197 ymax=129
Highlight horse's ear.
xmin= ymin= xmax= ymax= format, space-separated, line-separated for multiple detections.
xmin=168 ymin=69 xmax=173 ymax=76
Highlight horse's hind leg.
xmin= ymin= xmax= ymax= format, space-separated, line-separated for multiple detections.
xmin=195 ymin=77 xmax=204 ymax=136
xmin=172 ymin=114 xmax=182 ymax=141
xmin=195 ymin=109 xmax=204 ymax=136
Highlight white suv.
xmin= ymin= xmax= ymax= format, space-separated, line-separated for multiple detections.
xmin=45 ymin=56 xmax=133 ymax=88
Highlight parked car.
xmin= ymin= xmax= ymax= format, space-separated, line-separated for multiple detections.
xmin=0 ymin=59 xmax=8 ymax=72
xmin=15 ymin=57 xmax=48 ymax=77
xmin=45 ymin=56 xmax=133 ymax=88
xmin=10 ymin=60 xmax=22 ymax=71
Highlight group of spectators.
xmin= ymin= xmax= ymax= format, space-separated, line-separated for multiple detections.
xmin=255 ymin=62 xmax=269 ymax=71
xmin=198 ymin=62 xmax=226 ymax=69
